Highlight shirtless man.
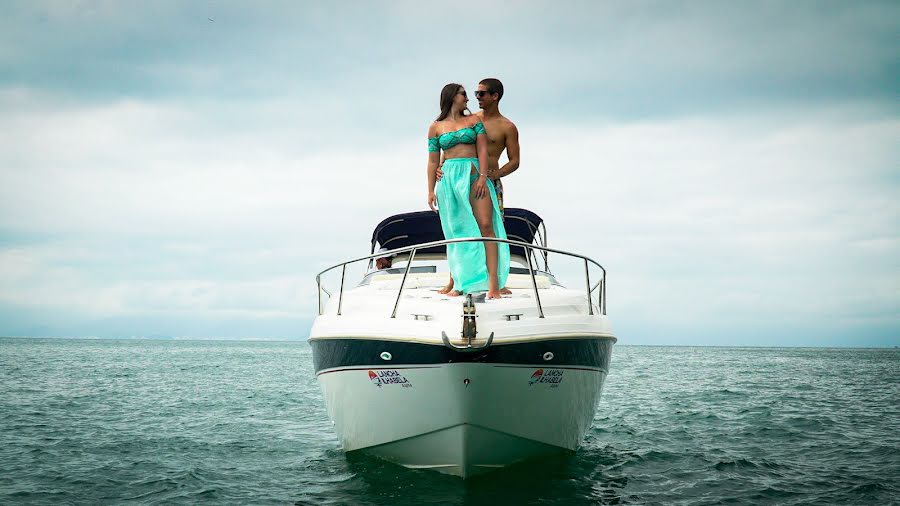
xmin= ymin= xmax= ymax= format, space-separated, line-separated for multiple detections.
xmin=437 ymin=77 xmax=520 ymax=295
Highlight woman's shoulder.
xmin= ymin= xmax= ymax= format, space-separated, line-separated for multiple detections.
xmin=465 ymin=114 xmax=483 ymax=127
xmin=431 ymin=119 xmax=459 ymax=135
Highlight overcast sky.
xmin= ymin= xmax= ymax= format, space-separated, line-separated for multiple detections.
xmin=0 ymin=1 xmax=897 ymax=346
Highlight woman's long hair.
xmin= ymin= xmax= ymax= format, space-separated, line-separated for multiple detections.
xmin=436 ymin=83 xmax=468 ymax=121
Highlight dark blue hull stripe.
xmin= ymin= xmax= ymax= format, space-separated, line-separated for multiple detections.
xmin=315 ymin=364 xmax=606 ymax=377
xmin=310 ymin=338 xmax=613 ymax=373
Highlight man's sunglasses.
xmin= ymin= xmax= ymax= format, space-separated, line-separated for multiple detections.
xmin=475 ymin=90 xmax=493 ymax=98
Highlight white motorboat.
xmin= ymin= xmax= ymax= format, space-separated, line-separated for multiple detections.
xmin=309 ymin=208 xmax=616 ymax=478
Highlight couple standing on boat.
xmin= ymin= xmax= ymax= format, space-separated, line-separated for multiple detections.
xmin=426 ymin=78 xmax=520 ymax=300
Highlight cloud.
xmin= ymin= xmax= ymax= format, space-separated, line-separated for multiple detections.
xmin=0 ymin=1 xmax=897 ymax=344
xmin=1 ymin=84 xmax=897 ymax=344
xmin=512 ymin=111 xmax=900 ymax=345
xmin=2 ymin=2 xmax=897 ymax=116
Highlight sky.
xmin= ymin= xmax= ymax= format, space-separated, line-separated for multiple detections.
xmin=0 ymin=1 xmax=897 ymax=346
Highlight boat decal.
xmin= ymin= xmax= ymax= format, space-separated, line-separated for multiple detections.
xmin=528 ymin=368 xmax=564 ymax=387
xmin=316 ymin=366 xmax=439 ymax=377
xmin=368 ymin=369 xmax=413 ymax=388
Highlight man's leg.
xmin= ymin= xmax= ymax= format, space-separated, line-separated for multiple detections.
xmin=493 ymin=178 xmax=512 ymax=295
xmin=471 ymin=181 xmax=501 ymax=300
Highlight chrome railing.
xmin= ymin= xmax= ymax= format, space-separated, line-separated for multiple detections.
xmin=316 ymin=237 xmax=606 ymax=318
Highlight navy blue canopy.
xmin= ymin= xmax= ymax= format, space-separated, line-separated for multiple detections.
xmin=371 ymin=208 xmax=544 ymax=258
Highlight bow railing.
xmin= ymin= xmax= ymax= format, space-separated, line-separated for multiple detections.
xmin=315 ymin=237 xmax=606 ymax=318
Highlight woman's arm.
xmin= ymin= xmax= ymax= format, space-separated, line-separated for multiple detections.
xmin=436 ymin=151 xmax=445 ymax=181
xmin=427 ymin=123 xmax=441 ymax=211
xmin=427 ymin=151 xmax=441 ymax=210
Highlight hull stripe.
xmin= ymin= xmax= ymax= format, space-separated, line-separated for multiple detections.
xmin=491 ymin=364 xmax=607 ymax=373
xmin=316 ymin=364 xmax=607 ymax=376
xmin=310 ymin=338 xmax=613 ymax=373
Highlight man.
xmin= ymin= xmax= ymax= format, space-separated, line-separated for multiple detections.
xmin=375 ymin=255 xmax=393 ymax=270
xmin=437 ymin=77 xmax=520 ymax=295
xmin=375 ymin=247 xmax=395 ymax=270
xmin=472 ymin=78 xmax=520 ymax=217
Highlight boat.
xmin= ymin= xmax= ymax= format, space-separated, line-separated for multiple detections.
xmin=309 ymin=208 xmax=616 ymax=478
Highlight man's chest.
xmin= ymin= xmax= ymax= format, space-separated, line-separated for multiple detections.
xmin=483 ymin=124 xmax=506 ymax=148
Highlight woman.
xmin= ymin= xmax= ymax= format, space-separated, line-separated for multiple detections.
xmin=427 ymin=83 xmax=510 ymax=299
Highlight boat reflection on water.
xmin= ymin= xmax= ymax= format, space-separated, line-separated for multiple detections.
xmin=337 ymin=449 xmax=628 ymax=505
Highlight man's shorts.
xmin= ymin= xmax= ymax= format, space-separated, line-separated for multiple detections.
xmin=492 ymin=178 xmax=504 ymax=217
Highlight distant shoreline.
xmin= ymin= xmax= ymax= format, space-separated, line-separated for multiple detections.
xmin=1 ymin=335 xmax=897 ymax=349
xmin=0 ymin=335 xmax=305 ymax=342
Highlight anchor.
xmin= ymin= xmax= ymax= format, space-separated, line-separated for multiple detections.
xmin=441 ymin=293 xmax=494 ymax=352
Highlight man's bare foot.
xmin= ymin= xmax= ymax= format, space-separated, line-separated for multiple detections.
xmin=487 ymin=289 xmax=502 ymax=299
xmin=500 ymin=287 xmax=512 ymax=295
xmin=447 ymin=290 xmax=462 ymax=297
xmin=437 ymin=279 xmax=455 ymax=294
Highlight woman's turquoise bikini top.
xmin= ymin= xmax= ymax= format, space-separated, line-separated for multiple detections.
xmin=428 ymin=122 xmax=486 ymax=152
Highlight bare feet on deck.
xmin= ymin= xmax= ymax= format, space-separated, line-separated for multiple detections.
xmin=487 ymin=289 xmax=502 ymax=299
xmin=500 ymin=287 xmax=512 ymax=295
xmin=447 ymin=290 xmax=461 ymax=297
xmin=437 ymin=279 xmax=455 ymax=295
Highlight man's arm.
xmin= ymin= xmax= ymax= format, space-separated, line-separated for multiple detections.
xmin=494 ymin=122 xmax=519 ymax=179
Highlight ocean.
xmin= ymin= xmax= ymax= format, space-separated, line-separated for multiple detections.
xmin=1 ymin=338 xmax=897 ymax=505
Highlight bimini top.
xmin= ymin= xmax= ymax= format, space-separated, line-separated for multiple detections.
xmin=371 ymin=208 xmax=545 ymax=259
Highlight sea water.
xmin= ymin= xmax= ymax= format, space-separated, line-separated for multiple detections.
xmin=1 ymin=338 xmax=897 ymax=505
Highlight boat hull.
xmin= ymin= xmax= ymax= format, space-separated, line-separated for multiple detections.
xmin=311 ymin=337 xmax=613 ymax=478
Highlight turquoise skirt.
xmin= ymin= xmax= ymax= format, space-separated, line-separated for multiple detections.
xmin=436 ymin=158 xmax=510 ymax=293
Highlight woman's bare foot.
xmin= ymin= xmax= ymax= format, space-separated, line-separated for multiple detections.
xmin=447 ymin=290 xmax=462 ymax=297
xmin=437 ymin=279 xmax=455 ymax=294
xmin=487 ymin=289 xmax=502 ymax=299
xmin=500 ymin=287 xmax=512 ymax=295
